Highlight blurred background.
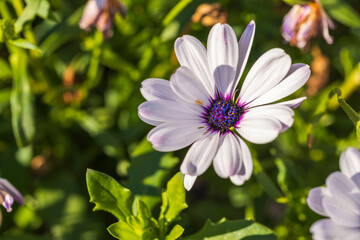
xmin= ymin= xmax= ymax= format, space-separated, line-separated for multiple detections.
xmin=0 ymin=0 xmax=359 ymax=239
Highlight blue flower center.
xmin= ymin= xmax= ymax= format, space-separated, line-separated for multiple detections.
xmin=205 ymin=100 xmax=244 ymax=132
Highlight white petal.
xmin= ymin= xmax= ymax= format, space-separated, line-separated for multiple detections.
xmin=140 ymin=78 xmax=181 ymax=102
xmin=232 ymin=20 xmax=255 ymax=93
xmin=184 ymin=175 xmax=197 ymax=191
xmin=147 ymin=121 xmax=206 ymax=152
xmin=340 ymin=147 xmax=360 ymax=178
xmin=323 ymin=195 xmax=360 ymax=228
xmin=310 ymin=219 xmax=360 ymax=240
xmin=274 ymin=97 xmax=307 ymax=109
xmin=326 ymin=172 xmax=360 ymax=211
xmin=247 ymin=64 xmax=310 ymax=108
xmin=213 ymin=65 xmax=236 ymax=97
xmin=320 ymin=6 xmax=334 ymax=44
xmin=237 ymin=117 xmax=282 ymax=144
xmin=207 ymin=23 xmax=238 ymax=95
xmin=351 ymin=173 xmax=360 ymax=190
xmin=307 ymin=187 xmax=330 ymax=217
xmin=174 ymin=36 xmax=214 ymax=96
xmin=239 ymin=48 xmax=291 ymax=104
xmin=138 ymin=100 xmax=200 ymax=123
xmin=213 ymin=134 xmax=243 ymax=178
xmin=180 ymin=133 xmax=220 ymax=176
xmin=230 ymin=138 xmax=253 ymax=185
xmin=170 ymin=66 xmax=210 ymax=106
xmin=244 ymin=105 xmax=294 ymax=133
xmin=138 ymin=112 xmax=162 ymax=126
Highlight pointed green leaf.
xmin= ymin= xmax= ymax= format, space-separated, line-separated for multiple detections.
xmin=9 ymin=39 xmax=41 ymax=51
xmin=10 ymin=52 xmax=35 ymax=148
xmin=160 ymin=172 xmax=188 ymax=225
xmin=165 ymin=225 xmax=184 ymax=240
xmin=108 ymin=221 xmax=140 ymax=240
xmin=86 ymin=169 xmax=133 ymax=221
xmin=15 ymin=0 xmax=42 ymax=33
xmin=182 ymin=219 xmax=277 ymax=240
xmin=357 ymin=121 xmax=360 ymax=142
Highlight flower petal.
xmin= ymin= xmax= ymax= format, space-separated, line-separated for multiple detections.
xmin=244 ymin=105 xmax=294 ymax=132
xmin=147 ymin=121 xmax=206 ymax=152
xmin=213 ymin=134 xmax=243 ymax=178
xmin=180 ymin=133 xmax=220 ymax=176
xmin=79 ymin=0 xmax=102 ymax=30
xmin=170 ymin=66 xmax=210 ymax=106
xmin=326 ymin=172 xmax=360 ymax=211
xmin=0 ymin=178 xmax=23 ymax=205
xmin=247 ymin=64 xmax=310 ymax=108
xmin=230 ymin=137 xmax=253 ymax=185
xmin=140 ymin=78 xmax=181 ymax=102
xmin=232 ymin=20 xmax=255 ymax=93
xmin=239 ymin=48 xmax=291 ymax=104
xmin=138 ymin=100 xmax=200 ymax=123
xmin=310 ymin=219 xmax=360 ymax=240
xmin=340 ymin=147 xmax=360 ymax=178
xmin=237 ymin=116 xmax=282 ymax=144
xmin=323 ymin=195 xmax=360 ymax=228
xmin=307 ymin=187 xmax=330 ymax=217
xmin=184 ymin=175 xmax=197 ymax=191
xmin=207 ymin=23 xmax=238 ymax=95
xmin=273 ymin=97 xmax=307 ymax=109
xmin=175 ymin=35 xmax=214 ymax=96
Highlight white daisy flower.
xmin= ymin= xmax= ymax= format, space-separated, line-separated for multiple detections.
xmin=138 ymin=21 xmax=310 ymax=190
xmin=307 ymin=147 xmax=360 ymax=240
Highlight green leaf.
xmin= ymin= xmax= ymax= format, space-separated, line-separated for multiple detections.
xmin=0 ymin=58 xmax=12 ymax=79
xmin=9 ymin=38 xmax=41 ymax=51
xmin=163 ymin=0 xmax=193 ymax=26
xmin=357 ymin=121 xmax=360 ymax=142
xmin=283 ymin=0 xmax=312 ymax=5
xmin=15 ymin=0 xmax=41 ymax=33
xmin=165 ymin=225 xmax=184 ymax=240
xmin=253 ymin=158 xmax=285 ymax=202
xmin=159 ymin=172 xmax=188 ymax=226
xmin=14 ymin=0 xmax=50 ymax=34
xmin=10 ymin=52 xmax=35 ymax=148
xmin=107 ymin=200 xmax=158 ymax=240
xmin=86 ymin=169 xmax=133 ymax=221
xmin=0 ymin=19 xmax=15 ymax=42
xmin=320 ymin=0 xmax=360 ymax=29
xmin=330 ymin=88 xmax=360 ymax=126
xmin=182 ymin=219 xmax=277 ymax=240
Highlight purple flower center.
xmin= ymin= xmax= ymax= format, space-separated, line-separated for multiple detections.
xmin=205 ymin=99 xmax=244 ymax=132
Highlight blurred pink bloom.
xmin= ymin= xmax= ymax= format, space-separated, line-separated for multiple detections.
xmin=0 ymin=178 xmax=23 ymax=213
xmin=281 ymin=0 xmax=334 ymax=49
xmin=79 ymin=0 xmax=127 ymax=39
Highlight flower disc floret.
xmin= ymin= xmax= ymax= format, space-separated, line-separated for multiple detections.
xmin=205 ymin=99 xmax=244 ymax=132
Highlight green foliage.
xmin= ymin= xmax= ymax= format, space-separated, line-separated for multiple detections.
xmin=282 ymin=0 xmax=312 ymax=6
xmin=9 ymin=51 xmax=35 ymax=148
xmin=15 ymin=0 xmax=50 ymax=33
xmin=8 ymin=38 xmax=41 ymax=51
xmin=87 ymin=170 xmax=188 ymax=240
xmin=182 ymin=219 xmax=277 ymax=240
xmin=0 ymin=19 xmax=14 ymax=42
xmin=86 ymin=169 xmax=133 ymax=221
xmin=320 ymin=0 xmax=360 ymax=29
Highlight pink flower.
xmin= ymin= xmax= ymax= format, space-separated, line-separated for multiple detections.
xmin=79 ymin=0 xmax=127 ymax=39
xmin=0 ymin=178 xmax=23 ymax=213
xmin=282 ymin=0 xmax=334 ymax=49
